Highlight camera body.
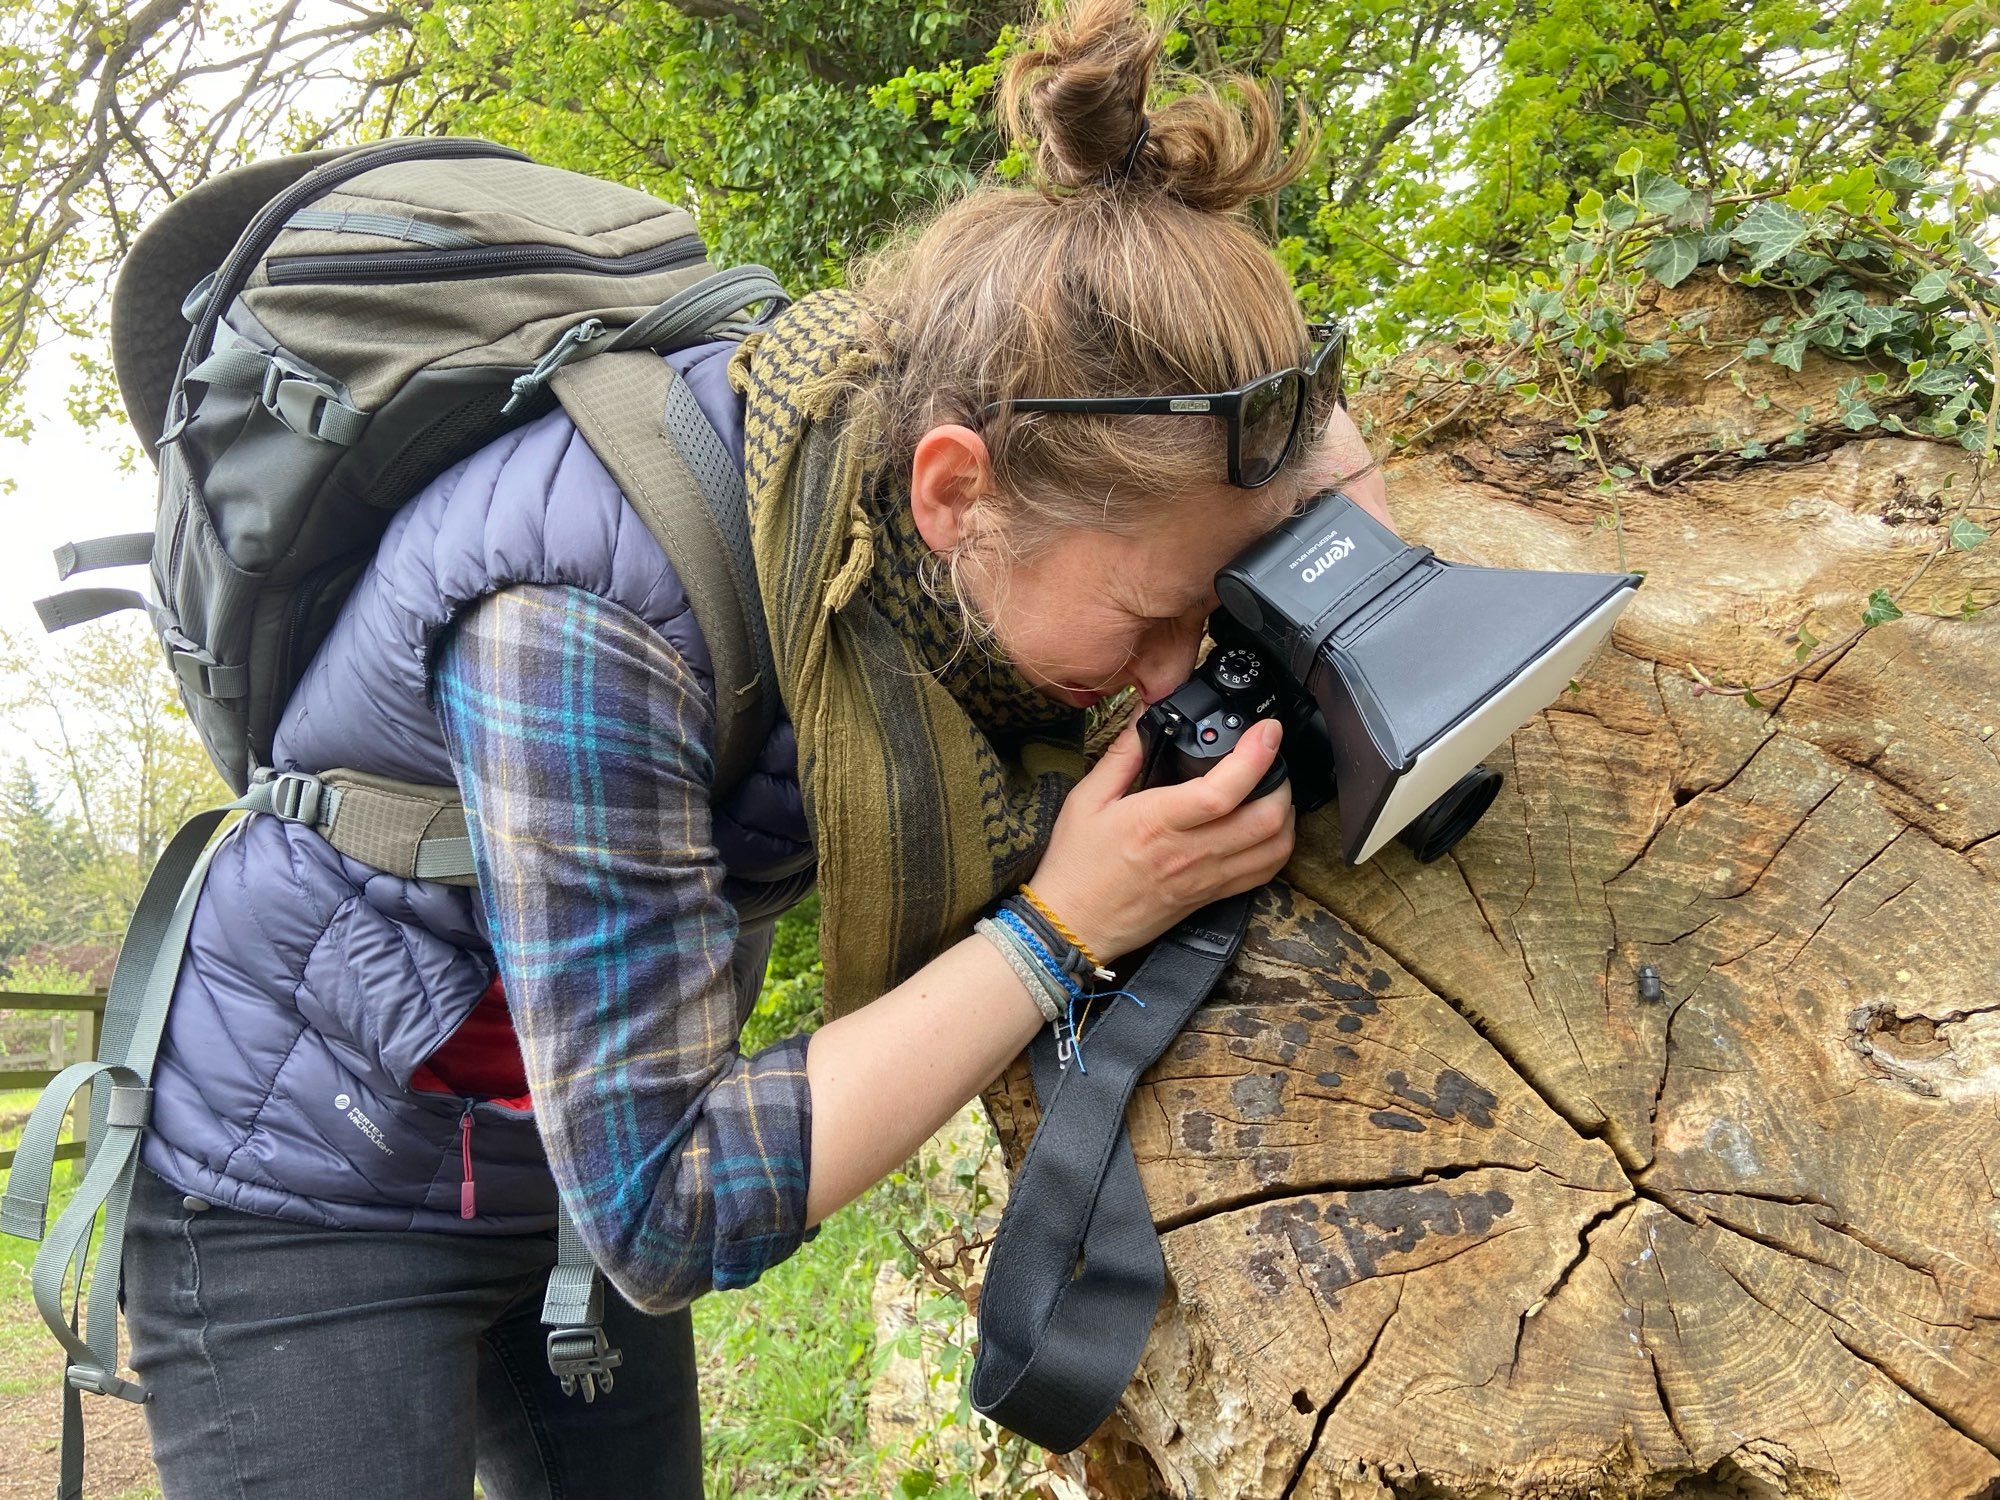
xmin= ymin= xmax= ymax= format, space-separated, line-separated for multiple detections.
xmin=1134 ymin=620 xmax=1337 ymax=812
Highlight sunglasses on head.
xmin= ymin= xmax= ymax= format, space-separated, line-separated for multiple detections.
xmin=980 ymin=322 xmax=1346 ymax=489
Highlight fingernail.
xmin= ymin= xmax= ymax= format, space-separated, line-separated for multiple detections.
xmin=1261 ymin=721 xmax=1283 ymax=750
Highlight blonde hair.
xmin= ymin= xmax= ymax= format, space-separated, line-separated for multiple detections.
xmin=851 ymin=0 xmax=1322 ymax=566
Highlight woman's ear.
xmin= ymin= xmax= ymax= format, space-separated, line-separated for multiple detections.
xmin=909 ymin=424 xmax=994 ymax=554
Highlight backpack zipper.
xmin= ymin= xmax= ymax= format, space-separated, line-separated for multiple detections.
xmin=460 ymin=1100 xmax=477 ymax=1220
xmin=262 ymin=233 xmax=704 ymax=287
xmin=189 ymin=138 xmax=529 ymax=372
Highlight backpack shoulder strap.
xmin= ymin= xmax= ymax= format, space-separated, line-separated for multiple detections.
xmin=551 ymin=349 xmax=777 ymax=796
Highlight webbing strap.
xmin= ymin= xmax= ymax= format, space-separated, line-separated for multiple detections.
xmin=969 ymin=893 xmax=1252 ymax=1453
xmin=553 ymin=352 xmax=777 ymax=796
xmin=1 ymin=794 xmax=248 ymax=1500
xmin=241 ymin=767 xmax=478 ymax=884
xmin=34 ymin=588 xmax=147 ymax=633
xmin=542 ymin=1203 xmax=622 ymax=1401
xmin=186 ymin=346 xmax=366 ymax=446
xmin=55 ymin=534 xmax=153 ymax=579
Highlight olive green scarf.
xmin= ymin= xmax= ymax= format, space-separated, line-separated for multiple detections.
xmin=730 ymin=290 xmax=1089 ymax=1018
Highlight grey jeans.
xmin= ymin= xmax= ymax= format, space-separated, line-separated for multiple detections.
xmin=122 ymin=1162 xmax=703 ymax=1499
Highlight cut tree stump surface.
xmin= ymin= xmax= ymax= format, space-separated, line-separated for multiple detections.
xmin=984 ymin=279 xmax=2000 ymax=1500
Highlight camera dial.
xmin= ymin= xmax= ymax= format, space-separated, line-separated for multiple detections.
xmin=1210 ymin=648 xmax=1262 ymax=692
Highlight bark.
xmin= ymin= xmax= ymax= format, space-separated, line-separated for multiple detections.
xmin=983 ymin=275 xmax=2000 ymax=1500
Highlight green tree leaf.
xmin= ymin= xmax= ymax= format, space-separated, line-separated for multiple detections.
xmin=1948 ymin=517 xmax=1990 ymax=551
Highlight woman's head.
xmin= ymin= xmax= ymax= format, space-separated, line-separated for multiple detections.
xmin=853 ymin=0 xmax=1339 ymax=709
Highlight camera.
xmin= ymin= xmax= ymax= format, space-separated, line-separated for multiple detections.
xmin=1136 ymin=488 xmax=1643 ymax=865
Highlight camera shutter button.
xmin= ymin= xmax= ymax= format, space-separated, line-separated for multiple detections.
xmin=1199 ymin=726 xmax=1219 ymax=744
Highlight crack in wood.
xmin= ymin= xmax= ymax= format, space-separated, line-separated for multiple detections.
xmin=1277 ymin=1280 xmax=1404 ymax=1500
xmin=1509 ymin=1196 xmax=1635 ymax=1376
xmin=1346 ymin=911 xmax=1619 ymax=1160
xmin=1829 ymin=1327 xmax=2000 ymax=1463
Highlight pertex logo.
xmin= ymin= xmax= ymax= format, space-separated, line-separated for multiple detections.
xmin=335 ymin=1092 xmax=395 ymax=1155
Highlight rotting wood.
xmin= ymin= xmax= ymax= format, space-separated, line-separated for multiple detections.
xmin=982 ymin=274 xmax=2000 ymax=1500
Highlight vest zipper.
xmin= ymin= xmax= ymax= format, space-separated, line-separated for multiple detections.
xmin=262 ymin=233 xmax=704 ymax=288
xmin=459 ymin=1101 xmax=477 ymax=1220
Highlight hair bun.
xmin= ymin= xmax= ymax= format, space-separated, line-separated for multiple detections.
xmin=999 ymin=0 xmax=1307 ymax=216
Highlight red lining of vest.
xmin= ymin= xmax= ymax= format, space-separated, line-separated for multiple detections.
xmin=409 ymin=976 xmax=532 ymax=1110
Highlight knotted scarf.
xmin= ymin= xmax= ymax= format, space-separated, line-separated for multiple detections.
xmin=729 ymin=290 xmax=1092 ymax=1018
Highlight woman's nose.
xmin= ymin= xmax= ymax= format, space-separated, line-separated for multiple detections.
xmin=1131 ymin=617 xmax=1206 ymax=704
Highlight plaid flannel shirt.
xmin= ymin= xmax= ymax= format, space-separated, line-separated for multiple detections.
xmin=431 ymin=581 xmax=814 ymax=1309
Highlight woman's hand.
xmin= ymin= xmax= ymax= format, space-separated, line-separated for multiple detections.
xmin=1025 ymin=719 xmax=1296 ymax=963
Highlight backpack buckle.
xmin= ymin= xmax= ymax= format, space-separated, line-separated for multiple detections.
xmin=546 ymin=1326 xmax=622 ymax=1402
xmin=258 ymin=770 xmax=328 ymax=826
xmin=66 ymin=1364 xmax=148 ymax=1404
xmin=259 ymin=359 xmax=363 ymax=446
xmin=261 ymin=360 xmax=329 ymax=435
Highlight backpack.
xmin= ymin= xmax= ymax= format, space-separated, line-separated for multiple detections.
xmin=2 ymin=137 xmax=795 ymax=1495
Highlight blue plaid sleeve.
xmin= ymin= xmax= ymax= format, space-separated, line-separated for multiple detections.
xmin=430 ymin=581 xmax=814 ymax=1309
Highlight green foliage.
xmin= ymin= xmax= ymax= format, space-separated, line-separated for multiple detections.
xmin=739 ymin=892 xmax=827 ymax=1053
xmin=0 ymin=621 xmax=225 ymax=953
xmin=5 ymin=0 xmax=1999 ymax=417
xmin=1371 ymin=146 xmax=1996 ymax=694
xmin=693 ymin=1174 xmax=900 ymax=1496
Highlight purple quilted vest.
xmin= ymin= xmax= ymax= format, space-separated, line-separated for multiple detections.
xmin=138 ymin=342 xmax=811 ymax=1231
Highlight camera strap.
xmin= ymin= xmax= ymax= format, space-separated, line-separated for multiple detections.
xmin=969 ymin=891 xmax=1253 ymax=1453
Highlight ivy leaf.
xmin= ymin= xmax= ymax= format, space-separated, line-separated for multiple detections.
xmin=1636 ymin=168 xmax=1690 ymax=215
xmin=1948 ymin=516 xmax=1990 ymax=551
xmin=1771 ymin=336 xmax=1807 ymax=371
xmin=1616 ymin=146 xmax=1644 ymax=175
xmin=1907 ymin=270 xmax=1951 ymax=304
xmin=1731 ymin=201 xmax=1813 ymax=271
xmin=1743 ymin=690 xmax=1766 ymax=709
xmin=1880 ymin=156 xmax=1927 ymax=191
xmin=1861 ymin=588 xmax=1904 ymax=628
xmin=1642 ymin=231 xmax=1703 ymax=287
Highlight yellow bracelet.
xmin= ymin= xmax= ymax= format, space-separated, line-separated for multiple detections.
xmin=1017 ymin=884 xmax=1107 ymax=973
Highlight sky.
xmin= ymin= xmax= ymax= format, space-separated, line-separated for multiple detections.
xmin=0 ymin=343 xmax=152 ymax=648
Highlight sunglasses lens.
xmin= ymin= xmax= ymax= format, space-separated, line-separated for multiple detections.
xmin=1239 ymin=373 xmax=1300 ymax=487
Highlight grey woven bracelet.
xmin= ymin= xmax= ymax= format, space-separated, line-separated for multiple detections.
xmin=975 ymin=916 xmax=1066 ymax=1023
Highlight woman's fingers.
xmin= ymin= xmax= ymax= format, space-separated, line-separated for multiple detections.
xmin=1072 ymin=720 xmax=1145 ymax=810
xmin=1152 ymin=720 xmax=1284 ymax=831
xmin=1212 ymin=804 xmax=1297 ymax=892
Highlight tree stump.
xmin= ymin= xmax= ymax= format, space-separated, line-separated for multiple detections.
xmin=984 ymin=276 xmax=2000 ymax=1499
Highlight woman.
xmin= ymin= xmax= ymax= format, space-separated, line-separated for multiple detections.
xmin=122 ymin=1 xmax=1391 ymax=1494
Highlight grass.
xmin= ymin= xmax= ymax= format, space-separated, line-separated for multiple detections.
xmin=0 ymin=1135 xmax=998 ymax=1498
xmin=696 ymin=1178 xmax=912 ymax=1497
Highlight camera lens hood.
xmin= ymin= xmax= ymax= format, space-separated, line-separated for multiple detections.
xmin=1215 ymin=490 xmax=1643 ymax=864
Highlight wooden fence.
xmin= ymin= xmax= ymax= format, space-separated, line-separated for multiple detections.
xmin=0 ymin=992 xmax=106 ymax=1172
